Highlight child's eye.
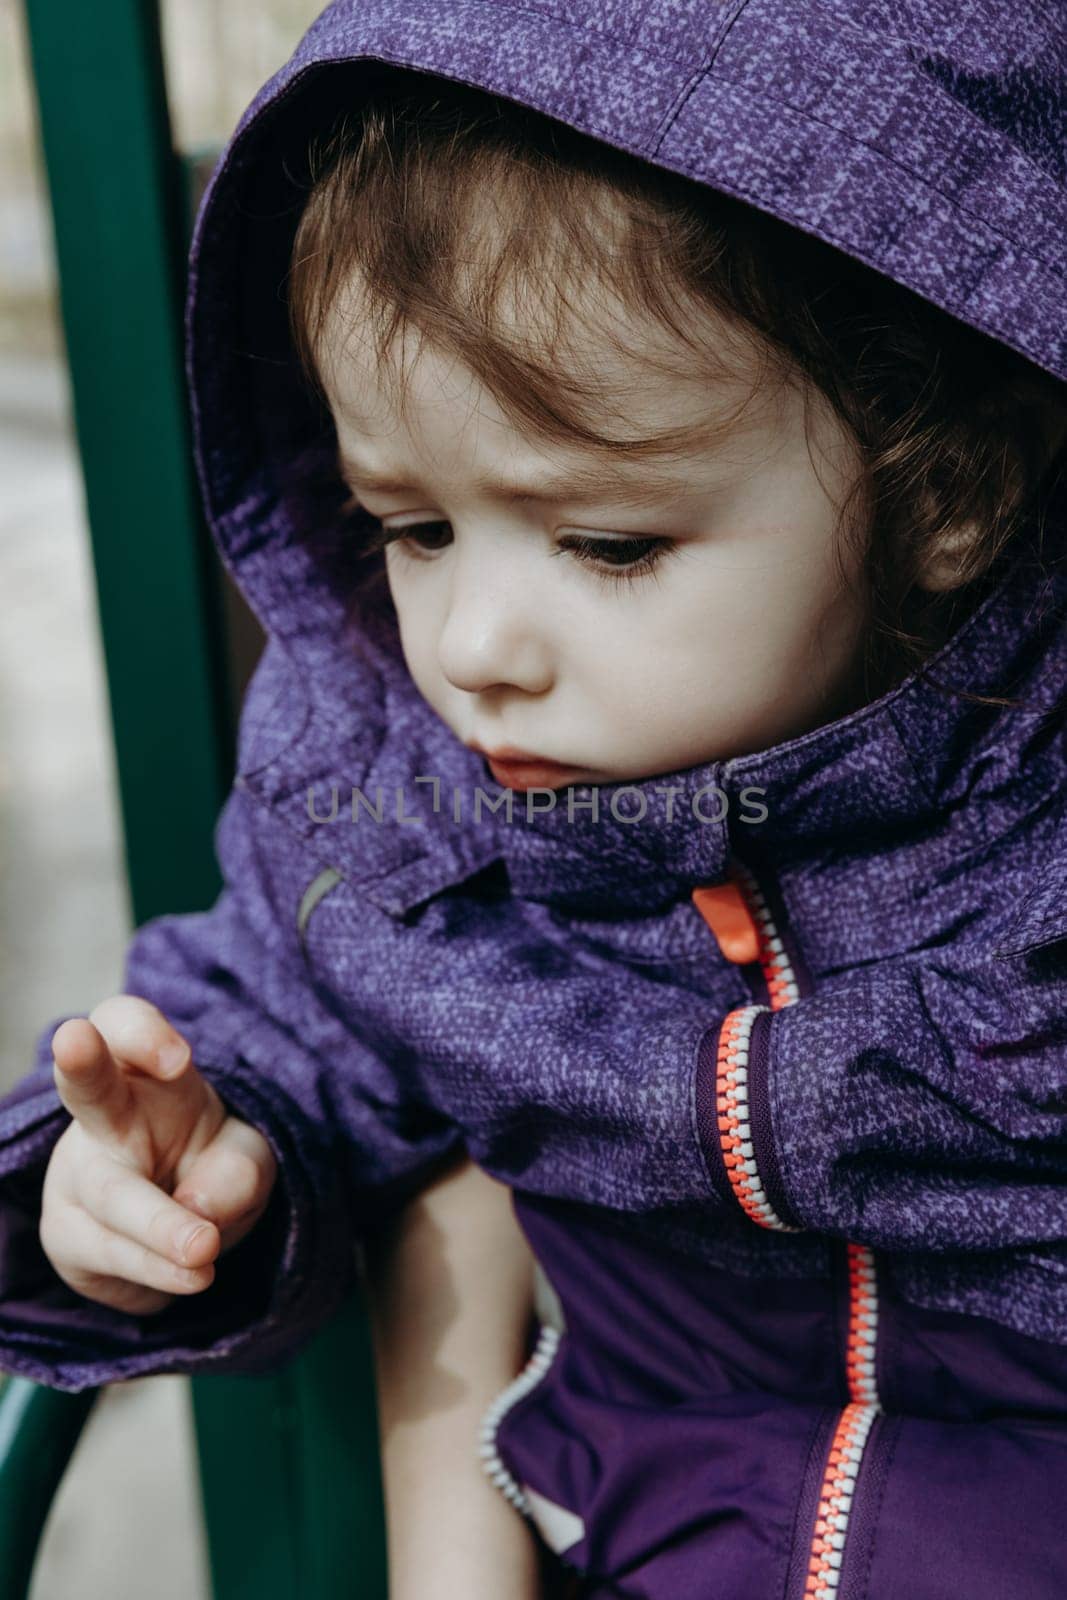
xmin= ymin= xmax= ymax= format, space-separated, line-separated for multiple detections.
xmin=359 ymin=519 xmax=453 ymax=558
xmin=360 ymin=520 xmax=670 ymax=586
xmin=556 ymin=533 xmax=671 ymax=586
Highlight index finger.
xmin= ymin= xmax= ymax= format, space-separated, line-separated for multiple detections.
xmin=52 ymin=999 xmax=192 ymax=1146
xmin=51 ymin=1018 xmax=133 ymax=1145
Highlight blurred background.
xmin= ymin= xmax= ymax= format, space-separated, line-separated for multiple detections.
xmin=1 ymin=3 xmax=322 ymax=1594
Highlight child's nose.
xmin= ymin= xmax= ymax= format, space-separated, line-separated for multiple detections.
xmin=436 ymin=561 xmax=554 ymax=696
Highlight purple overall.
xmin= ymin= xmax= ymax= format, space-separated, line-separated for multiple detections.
xmin=2 ymin=3 xmax=1066 ymax=1595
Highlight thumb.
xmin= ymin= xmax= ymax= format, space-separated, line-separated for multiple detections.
xmin=172 ymin=1115 xmax=279 ymax=1257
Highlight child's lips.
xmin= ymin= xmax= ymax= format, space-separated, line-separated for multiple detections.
xmin=486 ymin=756 xmax=583 ymax=790
xmin=467 ymin=742 xmax=584 ymax=791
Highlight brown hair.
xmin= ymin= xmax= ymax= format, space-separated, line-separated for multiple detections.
xmin=287 ymin=66 xmax=1067 ymax=708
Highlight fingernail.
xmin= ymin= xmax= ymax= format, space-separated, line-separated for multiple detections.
xmin=178 ymin=1223 xmax=208 ymax=1261
xmin=158 ymin=1040 xmax=190 ymax=1076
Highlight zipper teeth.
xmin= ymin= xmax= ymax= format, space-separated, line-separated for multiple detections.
xmin=802 ymin=1396 xmax=880 ymax=1598
xmin=716 ymin=1002 xmax=799 ymax=1231
xmin=478 ymin=1323 xmax=562 ymax=1515
xmin=730 ymin=859 xmax=802 ymax=1007
xmin=802 ymin=1244 xmax=882 ymax=1598
xmin=844 ymin=1243 xmax=881 ymax=1410
xmin=714 ymin=862 xmax=801 ymax=1231
xmin=727 ymin=865 xmax=883 ymax=1598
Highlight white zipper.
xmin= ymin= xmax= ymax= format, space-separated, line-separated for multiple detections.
xmin=478 ymin=1322 xmax=562 ymax=1515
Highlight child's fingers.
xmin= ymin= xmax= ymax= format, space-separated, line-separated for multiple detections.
xmin=51 ymin=1018 xmax=132 ymax=1144
xmin=74 ymin=1149 xmax=221 ymax=1269
xmin=70 ymin=1275 xmax=177 ymax=1317
xmin=52 ymin=997 xmax=192 ymax=1143
xmin=87 ymin=994 xmax=192 ymax=1082
xmin=57 ymin=1203 xmax=216 ymax=1301
xmin=172 ymin=1115 xmax=278 ymax=1250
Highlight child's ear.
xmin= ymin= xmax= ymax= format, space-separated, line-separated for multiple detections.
xmin=913 ymin=519 xmax=983 ymax=594
xmin=917 ymin=392 xmax=1067 ymax=595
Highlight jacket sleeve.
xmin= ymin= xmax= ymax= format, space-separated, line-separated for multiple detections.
xmin=0 ymin=777 xmax=462 ymax=1394
xmin=691 ymin=884 xmax=1067 ymax=1250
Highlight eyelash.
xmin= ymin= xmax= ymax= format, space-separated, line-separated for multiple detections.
xmin=357 ymin=518 xmax=671 ymax=587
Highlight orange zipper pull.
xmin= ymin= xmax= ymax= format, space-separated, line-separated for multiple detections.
xmin=691 ymin=880 xmax=761 ymax=965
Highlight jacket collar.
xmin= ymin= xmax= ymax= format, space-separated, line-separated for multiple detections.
xmin=242 ymin=501 xmax=1066 ymax=923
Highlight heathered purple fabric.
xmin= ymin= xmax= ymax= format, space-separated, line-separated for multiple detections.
xmin=0 ymin=16 xmax=1063 ymax=1585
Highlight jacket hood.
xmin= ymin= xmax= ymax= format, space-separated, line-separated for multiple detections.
xmin=184 ymin=0 xmax=1067 ymax=917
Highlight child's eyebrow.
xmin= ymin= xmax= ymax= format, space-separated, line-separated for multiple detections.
xmin=337 ymin=455 xmax=704 ymax=509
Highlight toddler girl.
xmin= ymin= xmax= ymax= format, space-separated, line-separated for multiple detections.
xmin=2 ymin=3 xmax=1066 ymax=1596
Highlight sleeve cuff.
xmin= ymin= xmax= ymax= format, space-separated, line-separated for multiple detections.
xmin=695 ymin=1004 xmax=802 ymax=1232
xmin=0 ymin=1062 xmax=357 ymax=1394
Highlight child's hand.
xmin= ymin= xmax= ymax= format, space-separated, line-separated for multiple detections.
xmin=39 ymin=995 xmax=278 ymax=1315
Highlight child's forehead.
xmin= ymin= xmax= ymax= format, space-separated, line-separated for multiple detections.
xmin=317 ymin=266 xmax=782 ymax=460
xmin=323 ymin=256 xmax=759 ymax=377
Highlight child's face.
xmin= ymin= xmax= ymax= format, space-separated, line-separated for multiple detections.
xmin=319 ymin=285 xmax=872 ymax=787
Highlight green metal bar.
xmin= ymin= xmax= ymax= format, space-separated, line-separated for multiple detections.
xmin=17 ymin=10 xmax=389 ymax=1599
xmin=191 ymin=1285 xmax=388 ymax=1600
xmin=0 ymin=1376 xmax=98 ymax=1599
xmin=21 ymin=0 xmax=234 ymax=926
xmin=2 ymin=3 xmax=230 ymax=1591
xmin=293 ymin=1287 xmax=388 ymax=1599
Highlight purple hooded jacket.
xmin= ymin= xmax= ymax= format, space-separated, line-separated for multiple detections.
xmin=2 ymin=2 xmax=1066 ymax=1594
